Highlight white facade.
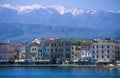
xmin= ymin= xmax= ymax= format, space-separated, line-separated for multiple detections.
xmin=27 ymin=43 xmax=51 ymax=62
xmin=29 ymin=46 xmax=39 ymax=61
xmin=80 ymin=50 xmax=92 ymax=58
xmin=91 ymin=40 xmax=116 ymax=61
xmin=19 ymin=46 xmax=26 ymax=61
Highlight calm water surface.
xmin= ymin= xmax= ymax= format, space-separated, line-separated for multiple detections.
xmin=0 ymin=66 xmax=120 ymax=78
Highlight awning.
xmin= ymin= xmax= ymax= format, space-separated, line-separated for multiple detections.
xmin=32 ymin=60 xmax=50 ymax=62
xmin=116 ymin=61 xmax=120 ymax=64
xmin=97 ymin=59 xmax=111 ymax=63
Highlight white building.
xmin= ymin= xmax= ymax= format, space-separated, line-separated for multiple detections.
xmin=80 ymin=50 xmax=92 ymax=58
xmin=19 ymin=46 xmax=26 ymax=61
xmin=91 ymin=39 xmax=116 ymax=62
xmin=26 ymin=42 xmax=51 ymax=63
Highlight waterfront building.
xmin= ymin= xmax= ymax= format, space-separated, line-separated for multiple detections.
xmin=79 ymin=42 xmax=92 ymax=64
xmin=26 ymin=42 xmax=51 ymax=63
xmin=91 ymin=39 xmax=116 ymax=62
xmin=79 ymin=50 xmax=92 ymax=64
xmin=0 ymin=43 xmax=15 ymax=62
xmin=14 ymin=42 xmax=27 ymax=62
xmin=26 ymin=42 xmax=41 ymax=62
xmin=42 ymin=44 xmax=51 ymax=60
xmin=34 ymin=44 xmax=52 ymax=64
xmin=45 ymin=38 xmax=72 ymax=64
xmin=80 ymin=42 xmax=91 ymax=50
xmin=80 ymin=50 xmax=92 ymax=58
xmin=115 ymin=41 xmax=120 ymax=61
xmin=18 ymin=46 xmax=26 ymax=62
xmin=71 ymin=44 xmax=80 ymax=63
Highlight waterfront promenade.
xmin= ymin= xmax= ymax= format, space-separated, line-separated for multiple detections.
xmin=0 ymin=64 xmax=96 ymax=67
xmin=0 ymin=64 xmax=120 ymax=68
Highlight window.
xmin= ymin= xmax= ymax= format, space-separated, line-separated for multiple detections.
xmin=59 ymin=44 xmax=61 ymax=46
xmin=93 ymin=55 xmax=95 ymax=58
xmin=51 ymin=49 xmax=53 ymax=52
xmin=54 ymin=44 xmax=56 ymax=46
xmin=47 ymin=49 xmax=49 ymax=51
xmin=97 ymin=50 xmax=98 ymax=53
xmin=102 ymin=50 xmax=104 ymax=54
xmin=59 ymin=49 xmax=61 ymax=52
xmin=102 ymin=45 xmax=104 ymax=48
xmin=108 ymin=55 xmax=109 ymax=58
xmin=66 ymin=43 xmax=68 ymax=46
xmin=68 ymin=49 xmax=70 ymax=51
xmin=61 ymin=44 xmax=63 ymax=46
xmin=72 ymin=52 xmax=74 ymax=54
xmin=97 ymin=45 xmax=98 ymax=49
xmin=102 ymin=55 xmax=104 ymax=58
xmin=55 ymin=48 xmax=58 ymax=52
xmin=51 ymin=43 xmax=53 ymax=46
xmin=32 ymin=48 xmax=34 ymax=51
xmin=97 ymin=55 xmax=99 ymax=58
xmin=61 ymin=49 xmax=63 ymax=52
xmin=35 ymin=48 xmax=36 ymax=51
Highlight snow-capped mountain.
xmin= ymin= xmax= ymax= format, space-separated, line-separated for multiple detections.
xmin=0 ymin=4 xmax=120 ymax=28
xmin=0 ymin=4 xmax=100 ymax=15
xmin=0 ymin=4 xmax=120 ymax=41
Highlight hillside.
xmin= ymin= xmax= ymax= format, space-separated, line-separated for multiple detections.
xmin=0 ymin=23 xmax=119 ymax=42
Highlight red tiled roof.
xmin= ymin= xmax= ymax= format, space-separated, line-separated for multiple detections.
xmin=45 ymin=40 xmax=55 ymax=44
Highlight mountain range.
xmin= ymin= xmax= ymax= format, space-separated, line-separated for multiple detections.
xmin=0 ymin=4 xmax=120 ymax=41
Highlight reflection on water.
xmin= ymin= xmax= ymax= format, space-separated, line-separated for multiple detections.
xmin=118 ymin=67 xmax=120 ymax=73
xmin=0 ymin=66 xmax=120 ymax=78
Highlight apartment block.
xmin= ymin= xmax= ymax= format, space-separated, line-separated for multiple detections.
xmin=91 ymin=39 xmax=116 ymax=62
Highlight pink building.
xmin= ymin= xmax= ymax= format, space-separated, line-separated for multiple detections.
xmin=0 ymin=43 xmax=15 ymax=62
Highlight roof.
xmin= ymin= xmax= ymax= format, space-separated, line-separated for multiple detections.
xmin=30 ymin=42 xmax=40 ymax=46
xmin=45 ymin=39 xmax=55 ymax=44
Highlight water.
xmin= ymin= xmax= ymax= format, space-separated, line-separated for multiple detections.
xmin=0 ymin=66 xmax=120 ymax=78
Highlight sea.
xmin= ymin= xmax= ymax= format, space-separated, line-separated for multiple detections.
xmin=0 ymin=66 xmax=120 ymax=78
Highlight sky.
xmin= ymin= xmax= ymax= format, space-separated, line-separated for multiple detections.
xmin=0 ymin=0 xmax=120 ymax=11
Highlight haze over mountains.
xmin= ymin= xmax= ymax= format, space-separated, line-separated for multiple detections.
xmin=0 ymin=4 xmax=120 ymax=41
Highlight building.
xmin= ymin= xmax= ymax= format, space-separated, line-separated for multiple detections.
xmin=71 ymin=44 xmax=80 ymax=63
xmin=115 ymin=41 xmax=120 ymax=61
xmin=26 ymin=42 xmax=41 ymax=62
xmin=42 ymin=44 xmax=51 ymax=60
xmin=45 ymin=38 xmax=72 ymax=64
xmin=79 ymin=42 xmax=92 ymax=64
xmin=0 ymin=43 xmax=15 ymax=62
xmin=80 ymin=42 xmax=91 ymax=50
xmin=14 ymin=42 xmax=27 ymax=62
xmin=91 ymin=39 xmax=116 ymax=63
xmin=26 ymin=42 xmax=51 ymax=64
xmin=80 ymin=50 xmax=92 ymax=58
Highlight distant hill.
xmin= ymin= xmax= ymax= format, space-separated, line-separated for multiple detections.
xmin=0 ymin=23 xmax=120 ymax=42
